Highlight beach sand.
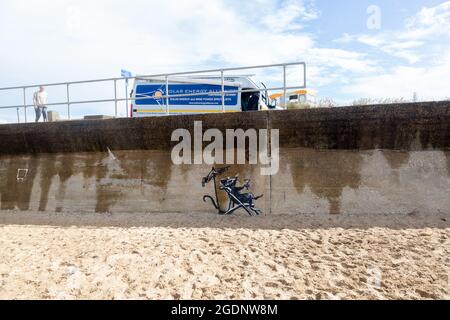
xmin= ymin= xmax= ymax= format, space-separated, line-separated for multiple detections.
xmin=0 ymin=211 xmax=449 ymax=300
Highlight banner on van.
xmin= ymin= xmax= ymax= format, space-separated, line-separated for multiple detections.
xmin=135 ymin=84 xmax=238 ymax=106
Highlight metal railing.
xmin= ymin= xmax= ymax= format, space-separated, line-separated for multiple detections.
xmin=0 ymin=62 xmax=306 ymax=123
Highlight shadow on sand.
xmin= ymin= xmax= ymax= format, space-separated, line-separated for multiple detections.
xmin=0 ymin=210 xmax=448 ymax=231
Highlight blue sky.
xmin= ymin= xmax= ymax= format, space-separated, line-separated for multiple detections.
xmin=1 ymin=0 xmax=450 ymax=122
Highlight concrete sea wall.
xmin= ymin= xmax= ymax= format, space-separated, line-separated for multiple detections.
xmin=0 ymin=102 xmax=449 ymax=215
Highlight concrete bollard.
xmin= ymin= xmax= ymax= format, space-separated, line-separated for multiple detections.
xmin=47 ymin=111 xmax=60 ymax=122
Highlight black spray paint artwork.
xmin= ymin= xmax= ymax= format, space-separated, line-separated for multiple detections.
xmin=201 ymin=166 xmax=263 ymax=216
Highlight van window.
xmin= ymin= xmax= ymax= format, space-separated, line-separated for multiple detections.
xmin=241 ymin=89 xmax=258 ymax=111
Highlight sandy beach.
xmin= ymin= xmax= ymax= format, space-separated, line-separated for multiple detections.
xmin=0 ymin=211 xmax=448 ymax=300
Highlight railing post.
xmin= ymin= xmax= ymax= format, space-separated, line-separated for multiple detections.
xmin=303 ymin=62 xmax=307 ymax=89
xmin=283 ymin=65 xmax=287 ymax=109
xmin=16 ymin=107 xmax=20 ymax=123
xmin=23 ymin=88 xmax=27 ymax=123
xmin=125 ymin=79 xmax=129 ymax=118
xmin=66 ymin=83 xmax=71 ymax=120
xmin=165 ymin=75 xmax=169 ymax=115
xmin=221 ymin=70 xmax=225 ymax=113
xmin=114 ymin=79 xmax=118 ymax=117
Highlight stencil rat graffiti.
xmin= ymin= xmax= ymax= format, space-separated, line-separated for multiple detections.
xmin=202 ymin=166 xmax=263 ymax=216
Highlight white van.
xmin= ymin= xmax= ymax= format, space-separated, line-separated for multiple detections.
xmin=130 ymin=75 xmax=272 ymax=117
xmin=269 ymin=89 xmax=317 ymax=109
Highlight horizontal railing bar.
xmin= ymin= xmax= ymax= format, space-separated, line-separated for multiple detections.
xmin=0 ymin=62 xmax=305 ymax=91
xmin=0 ymin=85 xmax=306 ymax=110
xmin=141 ymin=62 xmax=306 ymax=78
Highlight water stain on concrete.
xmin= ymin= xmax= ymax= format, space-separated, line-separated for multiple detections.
xmin=445 ymin=151 xmax=450 ymax=177
xmin=82 ymin=152 xmax=121 ymax=213
xmin=0 ymin=156 xmax=39 ymax=211
xmin=38 ymin=154 xmax=57 ymax=211
xmin=382 ymin=151 xmax=411 ymax=170
xmin=95 ymin=152 xmax=121 ymax=213
xmin=83 ymin=153 xmax=101 ymax=180
xmin=141 ymin=151 xmax=173 ymax=191
xmin=0 ymin=154 xmax=72 ymax=212
xmin=287 ymin=149 xmax=363 ymax=214
xmin=54 ymin=155 xmax=75 ymax=212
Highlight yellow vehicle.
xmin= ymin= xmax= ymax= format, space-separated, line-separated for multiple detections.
xmin=269 ymin=89 xmax=317 ymax=109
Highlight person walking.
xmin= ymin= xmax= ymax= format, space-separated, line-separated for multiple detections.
xmin=33 ymin=86 xmax=48 ymax=122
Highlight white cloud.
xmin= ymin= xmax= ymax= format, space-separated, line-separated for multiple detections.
xmin=337 ymin=33 xmax=422 ymax=64
xmin=262 ymin=0 xmax=320 ymax=32
xmin=333 ymin=2 xmax=450 ymax=102
xmin=343 ymin=50 xmax=450 ymax=101
xmin=0 ymin=0 xmax=372 ymax=79
xmin=0 ymin=0 xmax=319 ymax=81
xmin=0 ymin=0 xmax=375 ymax=109
xmin=337 ymin=2 xmax=450 ymax=64
xmin=403 ymin=1 xmax=450 ymax=38
xmin=309 ymin=48 xmax=378 ymax=74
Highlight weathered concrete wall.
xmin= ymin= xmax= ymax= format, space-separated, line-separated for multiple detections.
xmin=272 ymin=149 xmax=450 ymax=215
xmin=0 ymin=150 xmax=268 ymax=214
xmin=268 ymin=102 xmax=450 ymax=215
xmin=0 ymin=102 xmax=449 ymax=215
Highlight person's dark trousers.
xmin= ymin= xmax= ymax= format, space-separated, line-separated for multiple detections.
xmin=34 ymin=105 xmax=48 ymax=122
xmin=42 ymin=106 xmax=48 ymax=122
xmin=34 ymin=106 xmax=41 ymax=122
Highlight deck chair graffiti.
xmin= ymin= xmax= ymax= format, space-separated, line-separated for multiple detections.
xmin=201 ymin=167 xmax=263 ymax=216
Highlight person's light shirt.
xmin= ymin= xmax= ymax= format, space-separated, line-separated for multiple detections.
xmin=33 ymin=91 xmax=48 ymax=106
